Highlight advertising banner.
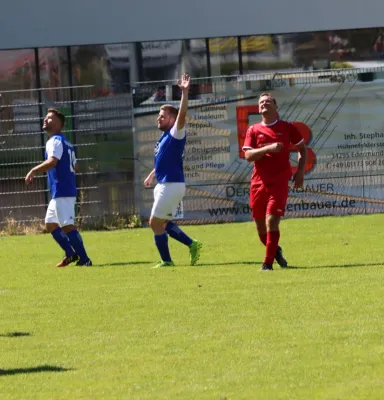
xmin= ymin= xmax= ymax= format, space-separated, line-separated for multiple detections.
xmin=135 ymin=78 xmax=384 ymax=222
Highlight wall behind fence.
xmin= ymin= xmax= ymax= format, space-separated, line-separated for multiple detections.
xmin=135 ymin=69 xmax=384 ymax=223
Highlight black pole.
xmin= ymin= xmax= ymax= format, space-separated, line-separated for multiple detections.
xmin=237 ymin=37 xmax=243 ymax=75
xmin=34 ymin=48 xmax=48 ymax=208
xmin=66 ymin=46 xmax=81 ymax=215
xmin=205 ymin=38 xmax=211 ymax=77
xmin=66 ymin=46 xmax=76 ymax=145
xmin=135 ymin=42 xmax=144 ymax=82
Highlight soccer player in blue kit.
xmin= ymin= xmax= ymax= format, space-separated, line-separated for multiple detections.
xmin=25 ymin=108 xmax=92 ymax=267
xmin=144 ymin=73 xmax=202 ymax=268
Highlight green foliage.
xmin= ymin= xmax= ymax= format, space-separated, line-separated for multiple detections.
xmin=331 ymin=61 xmax=355 ymax=69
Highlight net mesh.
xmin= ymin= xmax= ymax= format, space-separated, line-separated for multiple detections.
xmin=0 ymin=86 xmax=135 ymax=229
xmin=2 ymin=67 xmax=384 ymax=229
xmin=133 ymin=67 xmax=384 ymax=223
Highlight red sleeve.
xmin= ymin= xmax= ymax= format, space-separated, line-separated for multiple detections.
xmin=242 ymin=126 xmax=257 ymax=150
xmin=289 ymin=123 xmax=304 ymax=146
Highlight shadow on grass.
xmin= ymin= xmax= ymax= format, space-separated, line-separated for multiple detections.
xmin=0 ymin=332 xmax=31 ymax=338
xmin=196 ymin=262 xmax=384 ymax=269
xmin=94 ymin=261 xmax=153 ymax=267
xmin=0 ymin=365 xmax=71 ymax=376
xmin=282 ymin=262 xmax=384 ymax=270
xmin=199 ymin=261 xmax=259 ymax=266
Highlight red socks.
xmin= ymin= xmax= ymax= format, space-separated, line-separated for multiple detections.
xmin=264 ymin=231 xmax=280 ymax=265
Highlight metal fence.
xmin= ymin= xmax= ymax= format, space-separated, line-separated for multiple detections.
xmin=134 ymin=66 xmax=384 ymax=223
xmin=2 ymin=66 xmax=384 ymax=229
xmin=0 ymin=85 xmax=135 ymax=229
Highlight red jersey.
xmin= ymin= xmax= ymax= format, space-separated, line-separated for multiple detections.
xmin=243 ymin=120 xmax=303 ymax=185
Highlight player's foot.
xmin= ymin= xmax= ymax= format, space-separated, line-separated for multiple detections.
xmin=153 ymin=260 xmax=175 ymax=268
xmin=275 ymin=246 xmax=288 ymax=268
xmin=189 ymin=240 xmax=202 ymax=266
xmin=56 ymin=254 xmax=79 ymax=268
xmin=76 ymin=258 xmax=93 ymax=267
xmin=260 ymin=263 xmax=273 ymax=271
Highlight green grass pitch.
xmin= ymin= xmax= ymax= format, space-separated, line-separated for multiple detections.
xmin=1 ymin=214 xmax=384 ymax=399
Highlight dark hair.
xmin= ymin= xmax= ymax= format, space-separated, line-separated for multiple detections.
xmin=47 ymin=108 xmax=65 ymax=128
xmin=259 ymin=93 xmax=277 ymax=105
xmin=160 ymin=104 xmax=178 ymax=119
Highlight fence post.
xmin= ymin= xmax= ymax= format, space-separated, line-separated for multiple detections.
xmin=34 ymin=48 xmax=48 ymax=209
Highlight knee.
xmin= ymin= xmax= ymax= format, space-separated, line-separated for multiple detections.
xmin=62 ymin=224 xmax=76 ymax=234
xmin=45 ymin=223 xmax=59 ymax=233
xmin=149 ymin=217 xmax=166 ymax=234
xmin=266 ymin=215 xmax=280 ymax=231
xmin=255 ymin=219 xmax=266 ymax=234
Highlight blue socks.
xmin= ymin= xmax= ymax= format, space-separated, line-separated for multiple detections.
xmin=51 ymin=227 xmax=76 ymax=257
xmin=67 ymin=229 xmax=89 ymax=262
xmin=166 ymin=221 xmax=193 ymax=246
xmin=154 ymin=233 xmax=172 ymax=262
xmin=153 ymin=223 xmax=192 ymax=262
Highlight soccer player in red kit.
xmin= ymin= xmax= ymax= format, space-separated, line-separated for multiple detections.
xmin=243 ymin=93 xmax=308 ymax=271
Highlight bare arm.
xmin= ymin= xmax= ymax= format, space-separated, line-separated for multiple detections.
xmin=32 ymin=157 xmax=58 ymax=173
xmin=296 ymin=143 xmax=307 ymax=172
xmin=244 ymin=143 xmax=283 ymax=162
xmin=175 ymin=73 xmax=190 ymax=131
xmin=25 ymin=157 xmax=58 ymax=183
xmin=144 ymin=169 xmax=156 ymax=187
xmin=292 ymin=142 xmax=307 ymax=188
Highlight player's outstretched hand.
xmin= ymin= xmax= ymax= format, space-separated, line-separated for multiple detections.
xmin=177 ymin=73 xmax=190 ymax=91
xmin=25 ymin=169 xmax=36 ymax=184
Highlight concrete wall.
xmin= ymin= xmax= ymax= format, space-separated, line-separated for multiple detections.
xmin=1 ymin=0 xmax=383 ymax=50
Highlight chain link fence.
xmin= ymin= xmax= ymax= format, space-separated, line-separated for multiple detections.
xmin=0 ymin=86 xmax=135 ymax=230
xmin=2 ymin=66 xmax=384 ymax=230
xmin=133 ymin=67 xmax=384 ymax=223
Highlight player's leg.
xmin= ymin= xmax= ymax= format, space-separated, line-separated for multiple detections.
xmin=255 ymin=219 xmax=267 ymax=246
xmin=254 ymin=218 xmax=286 ymax=268
xmin=45 ymin=199 xmax=77 ymax=267
xmin=57 ymin=197 xmax=92 ymax=267
xmin=150 ymin=184 xmax=174 ymax=268
xmin=264 ymin=214 xmax=281 ymax=270
xmin=164 ymin=183 xmax=202 ymax=266
xmin=250 ymin=183 xmax=268 ymax=245
xmin=256 ymin=215 xmax=286 ymax=270
xmin=264 ymin=183 xmax=289 ymax=270
xmin=250 ymin=183 xmax=269 ymax=253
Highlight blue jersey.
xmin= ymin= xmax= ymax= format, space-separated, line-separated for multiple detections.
xmin=45 ymin=134 xmax=77 ymax=198
xmin=154 ymin=126 xmax=186 ymax=183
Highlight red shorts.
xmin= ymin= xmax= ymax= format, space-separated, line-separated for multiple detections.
xmin=250 ymin=181 xmax=289 ymax=220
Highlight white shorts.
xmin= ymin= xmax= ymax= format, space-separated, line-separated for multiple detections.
xmin=151 ymin=183 xmax=186 ymax=220
xmin=45 ymin=197 xmax=76 ymax=226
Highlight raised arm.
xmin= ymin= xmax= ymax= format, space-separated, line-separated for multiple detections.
xmin=175 ymin=73 xmax=190 ymax=131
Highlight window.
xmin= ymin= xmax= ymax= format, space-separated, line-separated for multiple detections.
xmin=141 ymin=40 xmax=183 ymax=82
xmin=283 ymin=32 xmax=330 ymax=70
xmin=208 ymin=37 xmax=239 ymax=76
xmin=184 ymin=39 xmax=208 ymax=78
xmin=0 ymin=49 xmax=36 ymax=92
xmin=241 ymin=35 xmax=295 ymax=74
xmin=38 ymin=47 xmax=69 ymax=88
